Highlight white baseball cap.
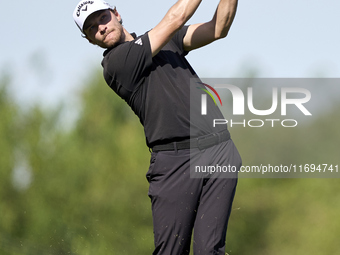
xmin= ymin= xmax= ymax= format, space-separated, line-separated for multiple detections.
xmin=73 ymin=0 xmax=114 ymax=32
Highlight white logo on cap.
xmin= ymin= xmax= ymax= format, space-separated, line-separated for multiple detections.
xmin=76 ymin=1 xmax=94 ymax=17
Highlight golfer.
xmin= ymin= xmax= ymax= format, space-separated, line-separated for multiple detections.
xmin=73 ymin=0 xmax=241 ymax=254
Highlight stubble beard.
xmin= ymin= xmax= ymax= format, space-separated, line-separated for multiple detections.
xmin=102 ymin=25 xmax=124 ymax=49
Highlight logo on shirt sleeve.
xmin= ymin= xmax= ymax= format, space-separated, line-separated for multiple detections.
xmin=135 ymin=38 xmax=143 ymax=46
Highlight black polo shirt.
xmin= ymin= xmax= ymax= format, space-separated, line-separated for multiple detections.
xmin=101 ymin=26 xmax=226 ymax=147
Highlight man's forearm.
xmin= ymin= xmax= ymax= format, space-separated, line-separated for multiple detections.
xmin=165 ymin=0 xmax=203 ymax=31
xmin=213 ymin=0 xmax=238 ymax=38
xmin=149 ymin=0 xmax=202 ymax=56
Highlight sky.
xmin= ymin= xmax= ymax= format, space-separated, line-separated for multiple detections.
xmin=1 ymin=0 xmax=339 ymax=109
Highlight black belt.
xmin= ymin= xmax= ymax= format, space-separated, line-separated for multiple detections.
xmin=152 ymin=130 xmax=230 ymax=152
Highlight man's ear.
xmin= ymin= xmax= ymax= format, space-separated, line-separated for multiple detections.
xmin=112 ymin=8 xmax=122 ymax=24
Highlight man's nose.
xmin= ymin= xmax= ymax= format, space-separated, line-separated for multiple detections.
xmin=98 ymin=24 xmax=107 ymax=34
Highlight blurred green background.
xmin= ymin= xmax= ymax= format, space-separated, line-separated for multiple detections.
xmin=1 ymin=0 xmax=340 ymax=254
xmin=1 ymin=69 xmax=339 ymax=254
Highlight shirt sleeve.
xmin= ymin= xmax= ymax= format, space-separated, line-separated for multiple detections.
xmin=102 ymin=33 xmax=153 ymax=103
xmin=170 ymin=26 xmax=189 ymax=56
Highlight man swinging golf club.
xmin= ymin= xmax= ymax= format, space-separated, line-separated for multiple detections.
xmin=73 ymin=0 xmax=241 ymax=253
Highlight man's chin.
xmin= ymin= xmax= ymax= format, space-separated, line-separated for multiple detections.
xmin=102 ymin=41 xmax=117 ymax=49
xmin=105 ymin=38 xmax=121 ymax=48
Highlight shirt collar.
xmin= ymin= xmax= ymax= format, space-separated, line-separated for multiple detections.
xmin=103 ymin=32 xmax=137 ymax=57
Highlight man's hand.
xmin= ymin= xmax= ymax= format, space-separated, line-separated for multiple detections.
xmin=148 ymin=0 xmax=202 ymax=57
xmin=183 ymin=0 xmax=238 ymax=51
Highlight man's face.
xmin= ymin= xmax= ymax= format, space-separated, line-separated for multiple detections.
xmin=83 ymin=9 xmax=123 ymax=49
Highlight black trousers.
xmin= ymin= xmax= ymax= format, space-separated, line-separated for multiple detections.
xmin=146 ymin=139 xmax=242 ymax=254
